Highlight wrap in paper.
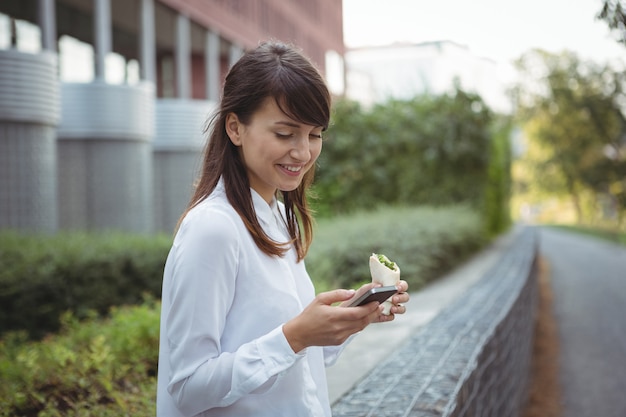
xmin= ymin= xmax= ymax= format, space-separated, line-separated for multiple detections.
xmin=369 ymin=253 xmax=400 ymax=315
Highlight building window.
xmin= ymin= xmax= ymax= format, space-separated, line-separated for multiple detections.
xmin=0 ymin=13 xmax=41 ymax=53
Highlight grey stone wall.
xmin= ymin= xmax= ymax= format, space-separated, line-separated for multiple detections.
xmin=0 ymin=50 xmax=59 ymax=232
xmin=332 ymin=227 xmax=538 ymax=417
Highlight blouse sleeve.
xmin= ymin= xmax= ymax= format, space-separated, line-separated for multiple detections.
xmin=162 ymin=207 xmax=304 ymax=416
xmin=322 ymin=334 xmax=357 ymax=367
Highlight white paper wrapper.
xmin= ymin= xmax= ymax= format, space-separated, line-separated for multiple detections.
xmin=369 ymin=253 xmax=401 ymax=315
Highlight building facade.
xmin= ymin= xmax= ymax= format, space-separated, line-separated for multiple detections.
xmin=0 ymin=0 xmax=344 ymax=233
xmin=345 ymin=41 xmax=510 ymax=113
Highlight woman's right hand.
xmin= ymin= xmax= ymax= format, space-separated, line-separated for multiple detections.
xmin=282 ymin=287 xmax=382 ymax=353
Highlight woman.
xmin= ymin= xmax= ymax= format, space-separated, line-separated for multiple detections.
xmin=156 ymin=41 xmax=409 ymax=417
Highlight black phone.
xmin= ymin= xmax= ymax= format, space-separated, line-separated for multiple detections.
xmin=348 ymin=285 xmax=399 ymax=307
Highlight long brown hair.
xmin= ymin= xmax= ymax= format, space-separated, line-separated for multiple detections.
xmin=178 ymin=41 xmax=331 ymax=262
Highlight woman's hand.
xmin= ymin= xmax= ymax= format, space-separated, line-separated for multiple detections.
xmin=370 ymin=280 xmax=410 ymax=323
xmin=342 ymin=281 xmax=409 ymax=323
xmin=282 ymin=280 xmax=410 ymax=353
xmin=283 ymin=288 xmax=381 ymax=353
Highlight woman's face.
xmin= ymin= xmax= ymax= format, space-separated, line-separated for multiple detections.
xmin=226 ymin=98 xmax=323 ymax=204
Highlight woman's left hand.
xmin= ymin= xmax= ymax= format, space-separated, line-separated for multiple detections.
xmin=359 ymin=280 xmax=409 ymax=323
xmin=371 ymin=279 xmax=409 ymax=323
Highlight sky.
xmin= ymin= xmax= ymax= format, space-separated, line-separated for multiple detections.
xmin=343 ymin=0 xmax=625 ymax=75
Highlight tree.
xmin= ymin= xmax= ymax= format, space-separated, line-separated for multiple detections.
xmin=598 ymin=0 xmax=626 ymax=44
xmin=512 ymin=49 xmax=626 ymax=226
xmin=313 ymin=88 xmax=494 ymax=216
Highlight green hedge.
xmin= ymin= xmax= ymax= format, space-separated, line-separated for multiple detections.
xmin=307 ymin=204 xmax=487 ymax=293
xmin=0 ymin=204 xmax=487 ymax=341
xmin=0 ymin=232 xmax=171 ymax=340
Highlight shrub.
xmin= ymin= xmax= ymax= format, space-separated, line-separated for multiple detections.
xmin=0 ymin=232 xmax=171 ymax=340
xmin=307 ymin=205 xmax=487 ymax=293
xmin=313 ymin=89 xmax=494 ymax=216
xmin=483 ymin=115 xmax=513 ymax=236
xmin=0 ymin=297 xmax=159 ymax=417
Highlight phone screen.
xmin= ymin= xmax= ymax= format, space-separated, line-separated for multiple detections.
xmin=348 ymin=285 xmax=398 ymax=307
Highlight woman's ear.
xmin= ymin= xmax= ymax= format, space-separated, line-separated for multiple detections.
xmin=225 ymin=113 xmax=242 ymax=146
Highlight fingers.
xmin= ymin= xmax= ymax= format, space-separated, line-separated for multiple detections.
xmin=317 ymin=288 xmax=357 ymax=306
xmin=391 ymin=290 xmax=409 ymax=305
xmin=338 ymin=283 xmax=378 ymax=307
xmin=388 ymin=280 xmax=409 ymax=306
xmin=396 ymin=280 xmax=409 ymax=293
xmin=387 ymin=287 xmax=409 ymax=318
xmin=389 ymin=302 xmax=406 ymax=315
xmin=375 ymin=281 xmax=409 ymax=321
xmin=370 ymin=305 xmax=395 ymax=323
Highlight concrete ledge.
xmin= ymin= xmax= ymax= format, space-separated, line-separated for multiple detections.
xmin=331 ymin=227 xmax=538 ymax=417
xmin=0 ymin=49 xmax=59 ymax=125
xmin=154 ymin=99 xmax=216 ymax=151
xmin=58 ymin=81 xmax=155 ymax=141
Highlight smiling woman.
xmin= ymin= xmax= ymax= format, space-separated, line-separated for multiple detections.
xmin=156 ymin=40 xmax=411 ymax=417
xmin=181 ymin=41 xmax=331 ymax=260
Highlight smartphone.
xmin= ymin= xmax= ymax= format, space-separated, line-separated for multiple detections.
xmin=348 ymin=285 xmax=399 ymax=307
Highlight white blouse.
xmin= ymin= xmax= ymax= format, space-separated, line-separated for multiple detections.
xmin=156 ymin=179 xmax=346 ymax=417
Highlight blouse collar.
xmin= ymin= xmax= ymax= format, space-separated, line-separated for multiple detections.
xmin=250 ymin=187 xmax=278 ymax=228
xmin=215 ymin=177 xmax=282 ymax=230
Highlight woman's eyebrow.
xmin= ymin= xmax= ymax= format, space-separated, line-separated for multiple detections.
xmin=274 ymin=120 xmax=323 ymax=130
xmin=274 ymin=120 xmax=301 ymax=128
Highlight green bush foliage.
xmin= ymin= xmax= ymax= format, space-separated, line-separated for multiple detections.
xmin=0 ymin=298 xmax=159 ymax=417
xmin=313 ymin=88 xmax=494 ymax=216
xmin=307 ymin=205 xmax=487 ymax=293
xmin=0 ymin=232 xmax=171 ymax=340
xmin=483 ymin=116 xmax=513 ymax=236
xmin=311 ymin=88 xmax=511 ymax=236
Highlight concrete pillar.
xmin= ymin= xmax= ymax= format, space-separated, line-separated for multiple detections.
xmin=0 ymin=50 xmax=60 ymax=232
xmin=205 ymin=30 xmax=220 ymax=102
xmin=153 ymin=100 xmax=215 ymax=232
xmin=175 ymin=13 xmax=191 ymax=99
xmin=94 ymin=0 xmax=111 ymax=80
xmin=229 ymin=43 xmax=242 ymax=69
xmin=139 ymin=0 xmax=156 ymax=83
xmin=38 ymin=0 xmax=57 ymax=52
xmin=57 ymin=82 xmax=155 ymax=233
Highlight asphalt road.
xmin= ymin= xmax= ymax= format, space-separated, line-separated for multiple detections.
xmin=538 ymin=227 xmax=626 ymax=417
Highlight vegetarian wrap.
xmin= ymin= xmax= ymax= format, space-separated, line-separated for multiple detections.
xmin=369 ymin=253 xmax=400 ymax=315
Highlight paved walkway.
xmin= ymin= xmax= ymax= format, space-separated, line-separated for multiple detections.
xmin=538 ymin=227 xmax=626 ymax=417
xmin=326 ymin=226 xmax=524 ymax=404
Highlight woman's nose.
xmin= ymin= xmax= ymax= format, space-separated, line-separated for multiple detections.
xmin=289 ymin=135 xmax=310 ymax=160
